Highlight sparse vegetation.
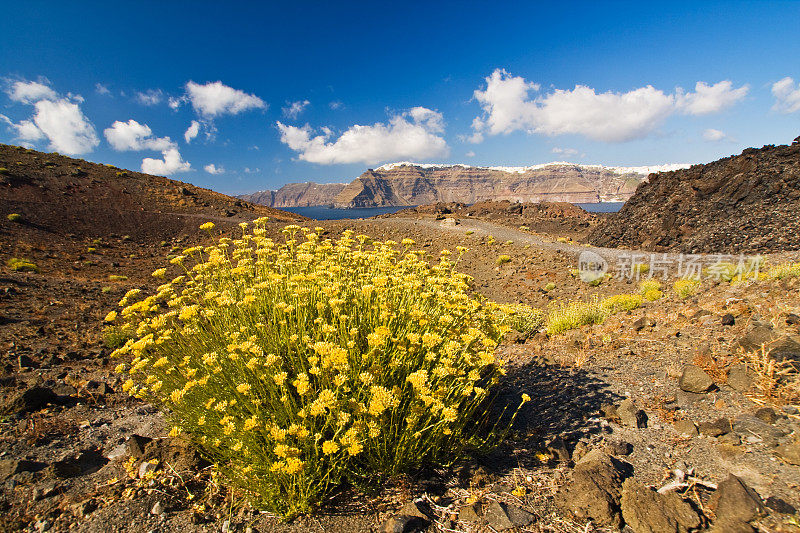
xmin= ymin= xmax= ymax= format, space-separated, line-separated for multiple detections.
xmin=639 ymin=279 xmax=663 ymax=301
xmin=6 ymin=257 xmax=39 ymax=272
xmin=465 ymin=230 xmax=474 ymax=235
xmin=110 ymin=221 xmax=524 ymax=517
xmin=496 ymin=254 xmax=511 ymax=265
xmin=766 ymin=261 xmax=800 ymax=280
xmin=600 ymin=293 xmax=643 ymax=314
xmin=108 ymin=274 xmax=128 ymax=281
xmin=546 ymin=298 xmax=607 ymax=335
xmin=673 ymin=277 xmax=700 ymax=299
xmin=0 ymin=167 xmax=9 ymax=175
xmin=494 ymin=303 xmax=544 ymax=335
xmin=6 ymin=213 xmax=23 ymax=222
xmin=543 ymin=282 xmax=556 ymax=292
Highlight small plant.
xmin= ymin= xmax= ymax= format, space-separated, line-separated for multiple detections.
xmin=465 ymin=230 xmax=474 ymax=235
xmin=519 ymin=225 xmax=530 ymax=231
xmin=103 ymin=324 xmax=136 ymax=349
xmin=487 ymin=235 xmax=496 ymax=245
xmin=546 ymin=298 xmax=607 ymax=335
xmin=87 ymin=247 xmax=97 ymax=253
xmin=116 ymin=171 xmax=128 ymax=177
xmin=494 ymin=303 xmax=544 ymax=334
xmin=6 ymin=257 xmax=39 ymax=273
xmin=633 ymin=263 xmax=650 ymax=276
xmin=673 ymin=277 xmax=700 ymax=299
xmin=639 ymin=279 xmax=663 ymax=301
xmin=110 ymin=221 xmax=524 ymax=517
xmin=496 ymin=254 xmax=511 ymax=266
xmin=543 ymin=282 xmax=556 ymax=292
xmin=101 ymin=286 xmax=113 ymax=294
xmin=108 ymin=274 xmax=128 ymax=281
xmin=504 ymin=240 xmax=513 ymax=246
xmin=0 ymin=168 xmax=9 ymax=175
xmin=766 ymin=262 xmax=800 ymax=280
xmin=556 ymin=237 xmax=569 ymax=244
xmin=601 ymin=293 xmax=643 ymax=314
xmin=6 ymin=213 xmax=23 ymax=222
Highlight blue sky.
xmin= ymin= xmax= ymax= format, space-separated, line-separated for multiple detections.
xmin=1 ymin=1 xmax=799 ymax=194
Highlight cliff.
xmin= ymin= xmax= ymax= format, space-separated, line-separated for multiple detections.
xmin=588 ymin=137 xmax=800 ymax=253
xmin=332 ymin=162 xmax=685 ymax=208
xmin=241 ymin=162 xmax=688 ymax=209
xmin=238 ymin=182 xmax=346 ymax=207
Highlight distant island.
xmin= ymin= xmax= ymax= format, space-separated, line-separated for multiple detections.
xmin=238 ymin=162 xmax=690 ymax=209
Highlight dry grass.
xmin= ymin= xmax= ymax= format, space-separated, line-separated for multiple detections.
xmin=741 ymin=346 xmax=800 ymax=407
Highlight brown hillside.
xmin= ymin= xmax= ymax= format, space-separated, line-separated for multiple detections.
xmin=0 ymin=144 xmax=302 ymax=242
xmin=588 ymin=138 xmax=800 ymax=253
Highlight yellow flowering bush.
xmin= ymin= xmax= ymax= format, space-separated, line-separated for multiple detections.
xmin=673 ymin=277 xmax=700 ymax=299
xmin=545 ymin=298 xmax=607 ymax=335
xmin=493 ymin=303 xmax=544 ymax=334
xmin=110 ymin=220 xmax=515 ymax=517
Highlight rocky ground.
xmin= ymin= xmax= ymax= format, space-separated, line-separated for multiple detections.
xmin=1 ymin=203 xmax=799 ymax=533
xmin=588 ymin=137 xmax=800 ymax=254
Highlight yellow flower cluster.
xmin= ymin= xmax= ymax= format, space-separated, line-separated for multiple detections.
xmin=109 ymin=219 xmax=509 ymax=517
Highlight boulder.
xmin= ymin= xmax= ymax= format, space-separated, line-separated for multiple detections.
xmin=734 ymin=323 xmax=778 ymax=353
xmin=775 ymin=442 xmax=800 ymax=465
xmin=620 ymin=478 xmax=701 ymax=533
xmin=618 ymin=399 xmax=648 ymax=428
xmin=482 ymin=500 xmax=534 ymax=531
xmin=678 ymin=365 xmax=714 ymax=393
xmin=698 ymin=418 xmax=731 ymax=437
xmin=0 ymin=386 xmax=58 ymax=415
xmin=709 ymin=475 xmax=766 ymax=531
xmin=555 ymin=449 xmax=632 ymax=528
xmin=767 ymin=336 xmax=800 ymax=363
xmin=726 ymin=364 xmax=754 ymax=392
xmin=673 ymin=420 xmax=698 ymax=437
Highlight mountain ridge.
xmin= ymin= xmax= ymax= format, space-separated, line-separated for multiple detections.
xmin=240 ymin=161 xmax=691 ymax=208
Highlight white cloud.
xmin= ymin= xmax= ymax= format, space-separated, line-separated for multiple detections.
xmin=277 ymin=107 xmax=449 ymax=165
xmin=184 ymin=120 xmax=200 ymax=143
xmin=465 ymin=150 xmax=476 ymax=157
xmin=1 ymin=79 xmax=99 ymax=155
xmin=141 ymin=147 xmax=191 ymax=175
xmin=95 ymin=83 xmax=111 ymax=96
xmin=104 ymin=119 xmax=173 ymax=151
xmin=185 ymin=81 xmax=266 ymax=117
xmin=329 ymin=101 xmax=344 ymax=110
xmin=244 ymin=167 xmax=260 ymax=174
xmin=168 ymin=96 xmax=186 ymax=110
xmin=204 ymin=163 xmax=225 ymax=174
xmin=552 ymin=147 xmax=579 ymax=156
xmin=282 ymin=100 xmax=310 ymax=119
xmin=771 ymin=77 xmax=800 ymax=114
xmin=470 ymin=69 xmax=749 ymax=143
xmin=1 ymin=115 xmax=44 ymax=142
xmin=702 ymin=128 xmax=728 ymax=142
xmin=29 ymin=99 xmax=99 ymax=154
xmin=6 ymin=80 xmax=57 ymax=103
xmin=135 ymin=89 xmax=163 ymax=106
xmin=676 ymin=81 xmax=748 ymax=115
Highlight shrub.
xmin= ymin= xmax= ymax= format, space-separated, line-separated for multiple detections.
xmin=673 ymin=278 xmax=700 ymax=299
xmin=103 ymin=324 xmax=135 ymax=349
xmin=633 ymin=263 xmax=650 ymax=276
xmin=496 ymin=254 xmax=511 ymax=266
xmin=101 ymin=286 xmax=113 ymax=294
xmin=766 ymin=262 xmax=800 ymax=280
xmin=6 ymin=257 xmax=39 ymax=273
xmin=600 ymin=293 xmax=643 ymax=314
xmin=108 ymin=274 xmax=128 ymax=281
xmin=556 ymin=237 xmax=569 ymax=244
xmin=546 ymin=298 xmax=607 ymax=335
xmin=504 ymin=240 xmax=513 ymax=246
xmin=87 ymin=247 xmax=97 ymax=253
xmin=519 ymin=225 xmax=529 ymax=231
xmin=487 ymin=235 xmax=496 ymax=245
xmin=0 ymin=167 xmax=9 ymax=175
xmin=465 ymin=230 xmax=474 ymax=236
xmin=111 ymin=221 xmax=521 ymax=517
xmin=6 ymin=213 xmax=23 ymax=222
xmin=543 ymin=282 xmax=556 ymax=292
xmin=639 ymin=279 xmax=663 ymax=300
xmin=493 ymin=303 xmax=544 ymax=334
